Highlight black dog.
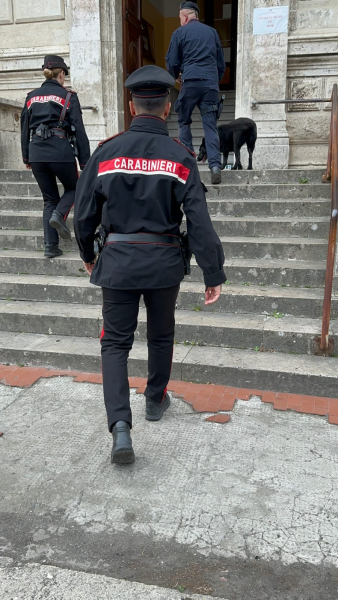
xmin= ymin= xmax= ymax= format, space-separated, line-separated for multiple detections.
xmin=197 ymin=118 xmax=257 ymax=170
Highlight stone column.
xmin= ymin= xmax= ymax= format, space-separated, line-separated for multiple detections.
xmin=67 ymin=0 xmax=124 ymax=152
xmin=236 ymin=0 xmax=290 ymax=168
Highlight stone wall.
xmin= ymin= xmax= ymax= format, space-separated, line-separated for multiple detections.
xmin=236 ymin=0 xmax=291 ymax=169
xmin=0 ymin=1 xmax=69 ymax=104
xmin=0 ymin=98 xmax=23 ymax=169
xmin=287 ymin=0 xmax=338 ymax=167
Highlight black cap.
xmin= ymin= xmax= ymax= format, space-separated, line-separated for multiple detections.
xmin=180 ymin=1 xmax=200 ymax=13
xmin=125 ymin=65 xmax=175 ymax=98
xmin=42 ymin=55 xmax=69 ymax=76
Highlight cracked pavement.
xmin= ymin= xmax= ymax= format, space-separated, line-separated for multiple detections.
xmin=1 ymin=377 xmax=338 ymax=599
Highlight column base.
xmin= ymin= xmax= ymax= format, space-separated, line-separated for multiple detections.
xmin=254 ymin=136 xmax=290 ymax=169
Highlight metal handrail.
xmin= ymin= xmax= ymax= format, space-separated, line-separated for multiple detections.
xmin=321 ymin=84 xmax=338 ymax=353
xmin=251 ymin=98 xmax=331 ymax=109
xmin=81 ymin=106 xmax=99 ymax=112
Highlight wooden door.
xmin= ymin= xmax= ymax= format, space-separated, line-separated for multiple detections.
xmin=123 ymin=0 xmax=143 ymax=129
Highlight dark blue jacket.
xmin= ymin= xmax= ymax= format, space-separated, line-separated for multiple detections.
xmin=166 ymin=19 xmax=225 ymax=84
xmin=74 ymin=116 xmax=226 ymax=289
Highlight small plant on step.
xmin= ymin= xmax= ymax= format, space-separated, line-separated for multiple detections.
xmin=299 ymin=178 xmax=309 ymax=184
xmin=271 ymin=310 xmax=284 ymax=318
xmin=192 ymin=305 xmax=201 ymax=312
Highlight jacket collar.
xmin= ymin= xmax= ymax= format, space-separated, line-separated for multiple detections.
xmin=129 ymin=115 xmax=169 ymax=136
xmin=41 ymin=79 xmax=64 ymax=89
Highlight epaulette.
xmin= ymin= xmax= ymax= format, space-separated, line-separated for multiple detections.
xmin=173 ymin=138 xmax=196 ymax=158
xmin=64 ymin=87 xmax=76 ymax=95
xmin=98 ymin=131 xmax=125 ymax=147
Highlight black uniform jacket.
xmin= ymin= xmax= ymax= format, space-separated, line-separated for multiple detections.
xmin=21 ymin=79 xmax=90 ymax=169
xmin=74 ymin=115 xmax=226 ymax=290
xmin=166 ymin=19 xmax=226 ymax=84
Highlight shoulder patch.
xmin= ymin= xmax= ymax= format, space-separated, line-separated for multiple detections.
xmin=173 ymin=138 xmax=196 ymax=158
xmin=98 ymin=131 xmax=125 ymax=147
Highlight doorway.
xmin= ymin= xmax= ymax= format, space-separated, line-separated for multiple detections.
xmin=122 ymin=0 xmax=238 ymax=129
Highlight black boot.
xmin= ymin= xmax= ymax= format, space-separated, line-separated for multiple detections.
xmin=44 ymin=243 xmax=63 ymax=258
xmin=111 ymin=421 xmax=135 ymax=465
xmin=146 ymin=393 xmax=170 ymax=422
xmin=210 ymin=167 xmax=221 ymax=185
xmin=49 ymin=210 xmax=72 ymax=240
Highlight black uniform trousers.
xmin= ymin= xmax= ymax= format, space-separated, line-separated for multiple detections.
xmin=176 ymin=82 xmax=221 ymax=169
xmin=101 ymin=284 xmax=180 ymax=431
xmin=31 ymin=162 xmax=78 ymax=245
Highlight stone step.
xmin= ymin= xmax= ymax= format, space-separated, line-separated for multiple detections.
xmin=0 ymin=229 xmax=329 ymax=261
xmin=0 ymin=181 xmax=330 ymax=200
xmin=0 ymin=213 xmax=330 ymax=240
xmin=0 ymin=274 xmax=336 ymax=319
xmin=0 ymin=229 xmax=328 ymax=261
xmin=0 ymin=195 xmax=331 ymax=217
xmin=201 ymin=168 xmax=326 ymax=185
xmin=203 ymin=183 xmax=331 ymax=200
xmin=0 ymin=249 xmax=327 ymax=287
xmin=0 ymin=274 xmax=329 ymax=318
xmin=0 ymin=331 xmax=337 ymax=397
xmin=0 ymin=167 xmax=325 ymax=185
xmin=1 ymin=299 xmax=337 ymax=354
xmin=206 ymin=198 xmax=330 ymax=218
xmin=209 ymin=217 xmax=329 ymax=239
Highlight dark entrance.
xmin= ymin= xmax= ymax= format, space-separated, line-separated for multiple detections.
xmin=197 ymin=0 xmax=238 ymax=91
xmin=122 ymin=0 xmax=238 ymax=128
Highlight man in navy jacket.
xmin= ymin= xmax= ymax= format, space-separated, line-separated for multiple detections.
xmin=166 ymin=1 xmax=226 ymax=184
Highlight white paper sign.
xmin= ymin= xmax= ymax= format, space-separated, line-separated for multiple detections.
xmin=253 ymin=6 xmax=289 ymax=35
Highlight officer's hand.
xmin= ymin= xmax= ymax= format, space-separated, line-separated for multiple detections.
xmin=176 ymin=75 xmax=182 ymax=84
xmin=26 ymin=164 xmax=32 ymax=170
xmin=84 ymin=259 xmax=96 ymax=276
xmin=205 ymin=285 xmax=222 ymax=306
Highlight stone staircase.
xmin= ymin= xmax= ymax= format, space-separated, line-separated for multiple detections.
xmin=0 ymin=167 xmax=338 ymax=397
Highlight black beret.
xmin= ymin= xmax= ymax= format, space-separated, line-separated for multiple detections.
xmin=180 ymin=1 xmax=200 ymax=13
xmin=125 ymin=65 xmax=175 ymax=98
xmin=42 ymin=55 xmax=69 ymax=76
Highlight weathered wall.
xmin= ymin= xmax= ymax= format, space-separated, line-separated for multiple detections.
xmin=287 ymin=0 xmax=338 ymax=167
xmin=0 ymin=0 xmax=69 ymax=104
xmin=0 ymin=98 xmax=23 ymax=169
xmin=237 ymin=0 xmax=290 ymax=169
xmin=0 ymin=0 xmax=125 ymax=157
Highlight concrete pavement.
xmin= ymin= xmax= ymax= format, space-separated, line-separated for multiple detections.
xmin=1 ymin=376 xmax=338 ymax=599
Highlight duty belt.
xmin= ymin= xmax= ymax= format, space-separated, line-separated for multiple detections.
xmin=31 ymin=126 xmax=68 ymax=140
xmin=106 ymin=233 xmax=181 ymax=247
xmin=50 ymin=127 xmax=68 ymax=138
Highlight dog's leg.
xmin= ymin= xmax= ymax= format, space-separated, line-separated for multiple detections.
xmin=234 ymin=145 xmax=243 ymax=171
xmin=247 ymin=139 xmax=255 ymax=170
xmin=221 ymin=152 xmax=229 ymax=171
xmin=248 ymin=146 xmax=253 ymax=170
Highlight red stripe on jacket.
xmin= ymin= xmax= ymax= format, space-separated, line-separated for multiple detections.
xmin=98 ymin=157 xmax=191 ymax=184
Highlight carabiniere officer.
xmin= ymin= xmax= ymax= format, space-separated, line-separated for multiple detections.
xmin=74 ymin=65 xmax=226 ymax=466
xmin=21 ymin=54 xmax=90 ymax=258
